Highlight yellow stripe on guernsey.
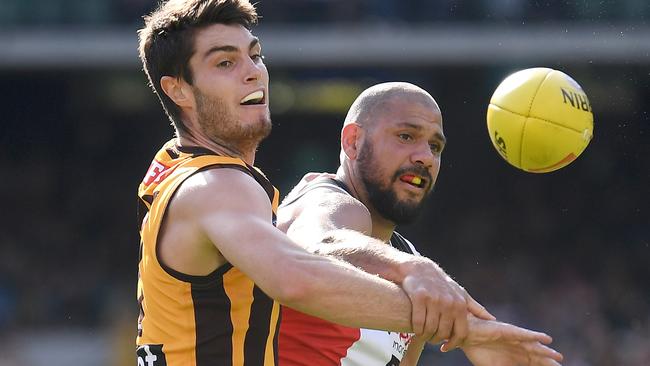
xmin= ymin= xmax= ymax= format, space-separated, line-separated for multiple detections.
xmin=223 ymin=269 xmax=254 ymax=365
xmin=136 ymin=139 xmax=280 ymax=366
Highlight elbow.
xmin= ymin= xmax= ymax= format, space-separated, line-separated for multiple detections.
xmin=271 ymin=273 xmax=314 ymax=307
xmin=266 ymin=262 xmax=318 ymax=308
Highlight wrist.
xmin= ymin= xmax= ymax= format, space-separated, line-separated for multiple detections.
xmin=409 ymin=339 xmax=427 ymax=352
xmin=397 ymin=256 xmax=436 ymax=284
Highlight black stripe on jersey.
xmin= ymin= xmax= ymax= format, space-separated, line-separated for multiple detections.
xmin=192 ymin=276 xmax=233 ymax=366
xmin=198 ymin=163 xmax=253 ymax=179
xmin=141 ymin=194 xmax=154 ymax=206
xmin=389 ymin=232 xmax=415 ymax=254
xmin=247 ymin=166 xmax=276 ymax=206
xmin=160 ymin=259 xmax=233 ymax=285
xmin=165 ymin=146 xmax=180 ymax=159
xmin=323 ymin=178 xmax=352 ymax=195
xmin=244 ymin=285 xmax=275 ymax=365
xmin=175 ymin=144 xmax=216 ymax=156
xmin=138 ymin=196 xmax=152 ymax=231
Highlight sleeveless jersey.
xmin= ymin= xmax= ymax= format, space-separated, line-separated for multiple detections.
xmin=278 ymin=178 xmax=419 ymax=366
xmin=136 ymin=139 xmax=281 ymax=366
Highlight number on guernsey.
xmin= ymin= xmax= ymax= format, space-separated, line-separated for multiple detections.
xmin=136 ymin=344 xmax=167 ymax=366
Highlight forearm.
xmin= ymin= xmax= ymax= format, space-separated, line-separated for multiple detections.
xmin=400 ymin=337 xmax=426 ymax=366
xmin=278 ymin=251 xmax=414 ymax=333
xmin=312 ymin=229 xmax=435 ymax=285
xmin=212 ymin=213 xmax=414 ymax=332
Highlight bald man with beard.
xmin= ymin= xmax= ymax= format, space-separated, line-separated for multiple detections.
xmin=277 ymin=82 xmax=563 ymax=366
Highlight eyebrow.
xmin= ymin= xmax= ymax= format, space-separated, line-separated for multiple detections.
xmin=202 ymin=37 xmax=260 ymax=60
xmin=395 ymin=122 xmax=447 ymax=144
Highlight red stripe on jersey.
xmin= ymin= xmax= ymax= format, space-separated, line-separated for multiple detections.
xmin=279 ymin=306 xmax=360 ymax=366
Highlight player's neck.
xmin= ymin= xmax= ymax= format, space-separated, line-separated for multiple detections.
xmin=367 ymin=207 xmax=396 ymax=243
xmin=176 ymin=132 xmax=256 ymax=165
xmin=336 ymin=167 xmax=395 ymax=242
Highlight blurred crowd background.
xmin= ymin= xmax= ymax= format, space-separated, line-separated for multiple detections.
xmin=1 ymin=1 xmax=648 ymax=365
xmin=1 ymin=0 xmax=649 ymax=24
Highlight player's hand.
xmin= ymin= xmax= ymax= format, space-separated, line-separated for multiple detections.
xmin=441 ymin=315 xmax=564 ymax=366
xmin=400 ymin=258 xmax=494 ymax=345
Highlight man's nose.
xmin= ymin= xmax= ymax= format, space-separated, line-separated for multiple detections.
xmin=244 ymin=58 xmax=262 ymax=83
xmin=411 ymin=143 xmax=434 ymax=168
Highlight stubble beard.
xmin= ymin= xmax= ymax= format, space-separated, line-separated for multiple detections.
xmin=194 ymin=89 xmax=272 ymax=153
xmin=357 ymin=142 xmax=432 ymax=225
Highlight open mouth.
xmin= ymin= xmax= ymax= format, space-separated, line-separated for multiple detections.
xmin=399 ymin=174 xmax=427 ymax=189
xmin=240 ymin=90 xmax=265 ymax=105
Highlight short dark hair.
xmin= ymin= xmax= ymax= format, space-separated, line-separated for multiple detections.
xmin=138 ymin=0 xmax=258 ymax=134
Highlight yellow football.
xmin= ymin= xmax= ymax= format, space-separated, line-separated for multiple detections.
xmin=487 ymin=67 xmax=594 ymax=173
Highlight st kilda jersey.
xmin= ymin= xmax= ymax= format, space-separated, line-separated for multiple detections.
xmin=278 ymin=177 xmax=419 ymax=366
xmin=136 ymin=139 xmax=280 ymax=366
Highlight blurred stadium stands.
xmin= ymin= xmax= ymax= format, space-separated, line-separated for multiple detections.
xmin=0 ymin=0 xmax=649 ymax=26
xmin=0 ymin=1 xmax=648 ymax=365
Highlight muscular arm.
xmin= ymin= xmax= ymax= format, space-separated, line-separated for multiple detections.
xmin=173 ymin=168 xmax=415 ymax=331
xmin=279 ymin=179 xmax=562 ymax=363
xmin=281 ymin=187 xmax=493 ymax=340
xmin=283 ymin=189 xmax=440 ymax=284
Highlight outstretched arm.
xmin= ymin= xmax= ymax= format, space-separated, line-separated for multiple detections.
xmin=400 ymin=316 xmax=564 ymax=366
xmin=459 ymin=316 xmax=563 ymax=366
xmin=444 ymin=316 xmax=563 ymax=366
xmin=175 ymin=168 xmax=417 ymax=332
xmin=281 ymin=185 xmax=492 ymax=343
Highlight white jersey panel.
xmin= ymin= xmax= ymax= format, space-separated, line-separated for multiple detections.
xmin=340 ymin=329 xmax=412 ymax=366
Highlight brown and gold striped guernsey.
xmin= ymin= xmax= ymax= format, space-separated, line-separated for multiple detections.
xmin=136 ymin=139 xmax=280 ymax=366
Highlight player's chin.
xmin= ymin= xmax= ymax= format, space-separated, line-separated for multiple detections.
xmin=394 ymin=191 xmax=425 ymax=208
xmin=240 ymin=105 xmax=270 ymax=121
xmin=245 ymin=111 xmax=272 ymax=129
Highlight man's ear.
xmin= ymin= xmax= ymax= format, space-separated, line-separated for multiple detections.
xmin=341 ymin=123 xmax=363 ymax=161
xmin=160 ymin=76 xmax=194 ymax=109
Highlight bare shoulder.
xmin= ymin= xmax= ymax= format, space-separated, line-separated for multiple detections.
xmin=171 ymin=167 xmax=272 ymax=220
xmin=311 ymin=188 xmax=371 ymax=222
xmin=289 ymin=185 xmax=372 ymax=236
xmin=157 ymin=167 xmax=273 ymax=276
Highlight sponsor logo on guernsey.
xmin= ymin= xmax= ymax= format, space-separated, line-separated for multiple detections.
xmin=392 ymin=340 xmax=407 ymax=356
xmin=399 ymin=332 xmax=412 ymax=343
xmin=143 ymin=160 xmax=172 ymax=186
xmin=389 ymin=331 xmax=414 ymax=357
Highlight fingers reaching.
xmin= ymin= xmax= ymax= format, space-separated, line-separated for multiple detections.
xmin=466 ymin=293 xmax=496 ymax=321
xmin=499 ymin=322 xmax=553 ymax=344
xmin=432 ymin=310 xmax=453 ymax=344
xmin=523 ymin=341 xmax=564 ymax=362
xmin=441 ymin=307 xmax=469 ymax=351
xmin=532 ymin=355 xmax=564 ymax=366
xmin=410 ymin=295 xmax=426 ymax=336
xmin=401 ymin=261 xmax=497 ymax=347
